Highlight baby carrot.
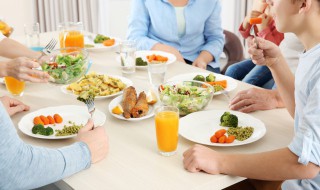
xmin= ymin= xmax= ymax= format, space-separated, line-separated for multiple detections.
xmin=103 ymin=39 xmax=115 ymax=46
xmin=206 ymin=80 xmax=227 ymax=88
xmin=40 ymin=115 xmax=49 ymax=125
xmin=33 ymin=116 xmax=44 ymax=125
xmin=218 ymin=135 xmax=227 ymax=143
xmin=215 ymin=129 xmax=227 ymax=139
xmin=210 ymin=135 xmax=218 ymax=143
xmin=226 ymin=135 xmax=236 ymax=143
xmin=54 ymin=114 xmax=63 ymax=124
xmin=249 ymin=17 xmax=263 ymax=25
xmin=47 ymin=115 xmax=55 ymax=124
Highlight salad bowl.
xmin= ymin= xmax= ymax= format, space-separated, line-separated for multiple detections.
xmin=40 ymin=47 xmax=89 ymax=84
xmin=159 ymin=80 xmax=214 ymax=116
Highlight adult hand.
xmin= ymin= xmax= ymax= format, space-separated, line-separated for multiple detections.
xmin=77 ymin=119 xmax=109 ymax=163
xmin=183 ymin=144 xmax=222 ymax=174
xmin=247 ymin=36 xmax=282 ymax=67
xmin=0 ymin=96 xmax=30 ymax=116
xmin=4 ymin=57 xmax=50 ymax=83
xmin=229 ymin=88 xmax=284 ymax=113
xmin=192 ymin=59 xmax=207 ymax=70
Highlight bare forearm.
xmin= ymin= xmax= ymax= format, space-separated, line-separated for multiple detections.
xmin=220 ymin=148 xmax=319 ymax=180
xmin=0 ymin=38 xmax=41 ymax=59
xmin=196 ymin=50 xmax=214 ymax=64
xmin=151 ymin=43 xmax=185 ymax=62
xmin=269 ymin=56 xmax=295 ymax=117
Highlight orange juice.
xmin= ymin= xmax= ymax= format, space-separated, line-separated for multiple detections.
xmin=4 ymin=76 xmax=25 ymax=96
xmin=155 ymin=110 xmax=179 ymax=154
xmin=59 ymin=30 xmax=84 ymax=49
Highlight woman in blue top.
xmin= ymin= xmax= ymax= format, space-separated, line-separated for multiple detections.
xmin=127 ymin=0 xmax=225 ymax=73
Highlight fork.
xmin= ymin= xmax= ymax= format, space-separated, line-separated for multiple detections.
xmin=37 ymin=38 xmax=57 ymax=61
xmin=85 ymin=98 xmax=96 ymax=119
xmin=249 ymin=25 xmax=259 ymax=49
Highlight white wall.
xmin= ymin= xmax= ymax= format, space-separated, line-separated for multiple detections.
xmin=0 ymin=0 xmax=35 ymax=37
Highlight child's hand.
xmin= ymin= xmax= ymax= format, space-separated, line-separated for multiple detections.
xmin=252 ymin=0 xmax=268 ymax=12
xmin=256 ymin=13 xmax=272 ymax=31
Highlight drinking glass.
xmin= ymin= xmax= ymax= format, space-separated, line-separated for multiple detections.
xmin=4 ymin=76 xmax=25 ymax=96
xmin=58 ymin=22 xmax=84 ymax=49
xmin=119 ymin=40 xmax=136 ymax=74
xmin=154 ymin=106 xmax=179 ymax=156
xmin=24 ymin=22 xmax=40 ymax=48
xmin=148 ymin=62 xmax=166 ymax=87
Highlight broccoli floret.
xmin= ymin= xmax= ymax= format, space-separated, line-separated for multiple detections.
xmin=193 ymin=75 xmax=205 ymax=82
xmin=32 ymin=124 xmax=45 ymax=134
xmin=94 ymin=34 xmax=110 ymax=43
xmin=206 ymin=73 xmax=216 ymax=82
xmin=43 ymin=127 xmax=54 ymax=136
xmin=136 ymin=57 xmax=147 ymax=66
xmin=220 ymin=112 xmax=238 ymax=128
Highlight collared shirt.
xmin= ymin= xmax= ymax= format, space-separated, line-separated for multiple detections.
xmin=0 ymin=103 xmax=91 ymax=189
xmin=127 ymin=0 xmax=225 ymax=68
xmin=282 ymin=44 xmax=320 ymax=190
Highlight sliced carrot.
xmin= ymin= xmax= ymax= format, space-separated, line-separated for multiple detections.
xmin=54 ymin=114 xmax=63 ymax=124
xmin=218 ymin=135 xmax=227 ymax=143
xmin=206 ymin=80 xmax=227 ymax=88
xmin=47 ymin=115 xmax=55 ymax=124
xmin=33 ymin=116 xmax=44 ymax=125
xmin=250 ymin=17 xmax=262 ymax=25
xmin=40 ymin=115 xmax=49 ymax=125
xmin=226 ymin=135 xmax=236 ymax=143
xmin=210 ymin=135 xmax=218 ymax=143
xmin=103 ymin=39 xmax=115 ymax=46
xmin=215 ymin=129 xmax=227 ymax=139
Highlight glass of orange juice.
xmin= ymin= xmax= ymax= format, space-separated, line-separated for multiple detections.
xmin=154 ymin=106 xmax=179 ymax=156
xmin=4 ymin=76 xmax=25 ymax=96
xmin=58 ymin=22 xmax=84 ymax=50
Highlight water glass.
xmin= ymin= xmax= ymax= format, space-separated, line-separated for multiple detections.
xmin=154 ymin=106 xmax=179 ymax=156
xmin=119 ymin=40 xmax=136 ymax=74
xmin=4 ymin=76 xmax=25 ymax=96
xmin=24 ymin=23 xmax=40 ymax=48
xmin=148 ymin=62 xmax=166 ymax=87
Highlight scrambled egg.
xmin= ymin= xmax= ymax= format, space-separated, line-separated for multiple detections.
xmin=67 ymin=72 xmax=126 ymax=96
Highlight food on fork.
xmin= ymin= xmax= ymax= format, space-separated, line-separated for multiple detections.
xmin=131 ymin=92 xmax=149 ymax=118
xmin=249 ymin=17 xmax=263 ymax=25
xmin=122 ymin=86 xmax=137 ymax=119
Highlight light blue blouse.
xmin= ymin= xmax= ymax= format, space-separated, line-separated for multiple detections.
xmin=0 ymin=103 xmax=91 ymax=189
xmin=127 ymin=0 xmax=225 ymax=68
xmin=282 ymin=44 xmax=320 ymax=190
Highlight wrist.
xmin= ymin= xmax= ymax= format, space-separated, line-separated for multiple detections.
xmin=0 ymin=61 xmax=9 ymax=77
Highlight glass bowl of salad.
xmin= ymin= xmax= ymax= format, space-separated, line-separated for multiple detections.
xmin=41 ymin=47 xmax=89 ymax=84
xmin=159 ymin=80 xmax=214 ymax=116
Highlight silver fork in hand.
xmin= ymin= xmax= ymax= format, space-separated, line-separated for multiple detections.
xmin=37 ymin=38 xmax=57 ymax=61
xmin=85 ymin=99 xmax=96 ymax=119
xmin=250 ymin=25 xmax=259 ymax=49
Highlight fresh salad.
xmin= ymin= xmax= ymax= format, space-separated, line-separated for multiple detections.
xmin=41 ymin=53 xmax=87 ymax=84
xmin=159 ymin=82 xmax=214 ymax=115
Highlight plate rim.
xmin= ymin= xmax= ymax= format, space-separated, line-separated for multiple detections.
xmin=18 ymin=105 xmax=106 ymax=140
xmin=108 ymin=95 xmax=156 ymax=121
xmin=179 ymin=109 xmax=266 ymax=146
xmin=60 ymin=74 xmax=133 ymax=99
xmin=85 ymin=37 xmax=121 ymax=52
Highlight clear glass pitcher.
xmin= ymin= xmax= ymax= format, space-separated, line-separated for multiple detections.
xmin=58 ymin=22 xmax=84 ymax=49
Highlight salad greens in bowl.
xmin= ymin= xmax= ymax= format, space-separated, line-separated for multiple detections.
xmin=159 ymin=80 xmax=214 ymax=116
xmin=41 ymin=47 xmax=89 ymax=84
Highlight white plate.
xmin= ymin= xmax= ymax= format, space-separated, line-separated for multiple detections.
xmin=85 ymin=37 xmax=121 ymax=52
xmin=18 ymin=105 xmax=106 ymax=139
xmin=116 ymin=50 xmax=177 ymax=69
xmin=167 ymin=72 xmax=238 ymax=95
xmin=179 ymin=110 xmax=266 ymax=146
xmin=108 ymin=95 xmax=156 ymax=121
xmin=60 ymin=74 xmax=133 ymax=99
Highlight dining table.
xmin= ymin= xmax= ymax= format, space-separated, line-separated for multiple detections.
xmin=1 ymin=32 xmax=295 ymax=190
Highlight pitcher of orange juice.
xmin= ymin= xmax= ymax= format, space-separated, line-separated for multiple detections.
xmin=58 ymin=22 xmax=84 ymax=49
